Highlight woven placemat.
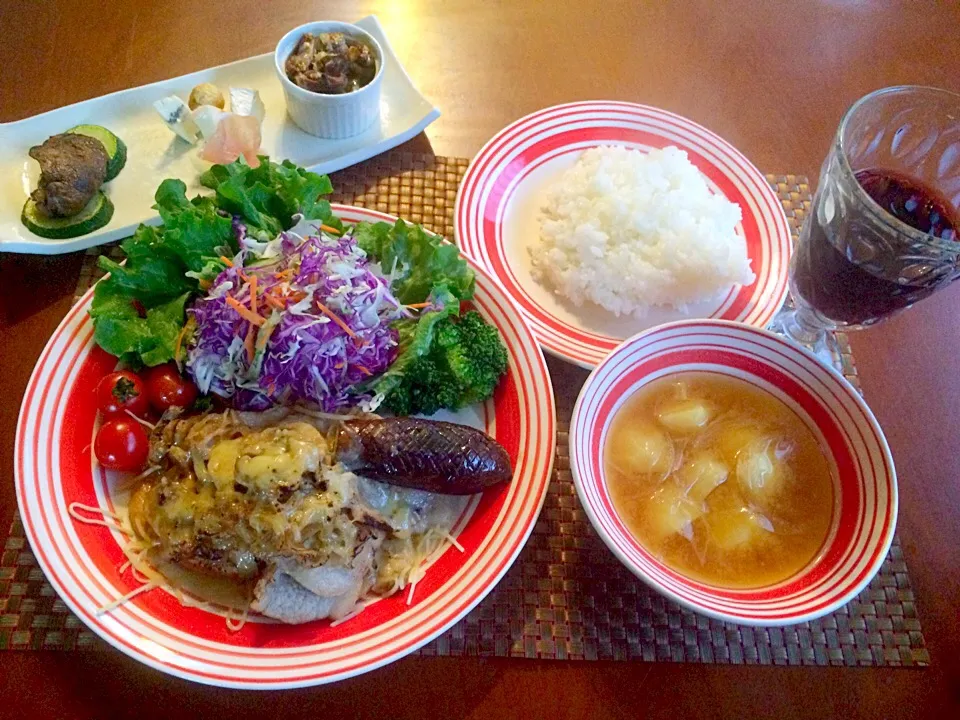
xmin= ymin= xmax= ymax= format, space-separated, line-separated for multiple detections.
xmin=0 ymin=153 xmax=928 ymax=667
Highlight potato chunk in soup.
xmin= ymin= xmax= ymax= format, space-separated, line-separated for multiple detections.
xmin=604 ymin=373 xmax=834 ymax=588
xmin=679 ymin=452 xmax=729 ymax=504
xmin=657 ymin=398 xmax=712 ymax=433
xmin=607 ymin=421 xmax=675 ymax=477
xmin=645 ymin=483 xmax=704 ymax=541
xmin=736 ymin=438 xmax=793 ymax=506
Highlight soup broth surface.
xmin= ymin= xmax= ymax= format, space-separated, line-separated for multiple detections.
xmin=604 ymin=372 xmax=834 ymax=588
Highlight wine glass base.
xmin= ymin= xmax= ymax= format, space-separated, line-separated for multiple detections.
xmin=768 ymin=305 xmax=841 ymax=365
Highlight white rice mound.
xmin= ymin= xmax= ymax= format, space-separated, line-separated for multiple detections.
xmin=530 ymin=145 xmax=755 ymax=317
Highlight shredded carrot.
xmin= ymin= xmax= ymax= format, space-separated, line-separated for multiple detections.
xmin=288 ymin=290 xmax=308 ymax=304
xmin=173 ymin=324 xmax=189 ymax=365
xmin=264 ymin=293 xmax=286 ymax=311
xmin=219 ymin=255 xmax=234 ymax=268
xmin=314 ymin=300 xmax=359 ymax=339
xmin=255 ymin=321 xmax=277 ymax=352
xmin=199 ymin=278 xmax=213 ymax=291
xmin=357 ymin=365 xmax=372 ymax=376
xmin=226 ymin=296 xmax=265 ymax=326
xmin=244 ymin=324 xmax=256 ymax=363
xmin=273 ymin=269 xmax=294 ymax=281
xmin=249 ymin=274 xmax=259 ymax=316
xmin=266 ymin=381 xmax=277 ymax=396
xmin=320 ymin=224 xmax=342 ymax=236
xmin=405 ymin=302 xmax=431 ymax=309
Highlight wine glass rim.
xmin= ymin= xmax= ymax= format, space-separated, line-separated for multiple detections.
xmin=836 ymin=85 xmax=960 ymax=252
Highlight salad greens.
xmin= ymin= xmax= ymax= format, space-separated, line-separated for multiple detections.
xmin=361 ymin=285 xmax=461 ymax=403
xmin=90 ymin=289 xmax=192 ymax=367
xmin=90 ymin=157 xmax=339 ymax=367
xmin=200 ymin=158 xmax=341 ymax=239
xmin=186 ymin=229 xmax=402 ymax=412
xmin=89 ymin=155 xmax=508 ymax=416
xmin=355 ymin=220 xmax=474 ymax=304
xmin=353 ymin=220 xmax=507 ymax=415
xmin=376 ymin=310 xmax=509 ymax=416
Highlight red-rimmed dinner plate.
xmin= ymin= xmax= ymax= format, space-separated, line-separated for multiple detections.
xmin=15 ymin=205 xmax=556 ymax=688
xmin=455 ymin=101 xmax=792 ymax=368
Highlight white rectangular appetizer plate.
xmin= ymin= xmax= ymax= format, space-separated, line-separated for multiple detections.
xmin=0 ymin=15 xmax=440 ymax=254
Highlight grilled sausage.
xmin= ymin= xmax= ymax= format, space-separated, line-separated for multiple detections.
xmin=336 ymin=417 xmax=512 ymax=495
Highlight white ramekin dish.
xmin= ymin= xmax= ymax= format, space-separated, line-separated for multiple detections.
xmin=275 ymin=21 xmax=384 ymax=139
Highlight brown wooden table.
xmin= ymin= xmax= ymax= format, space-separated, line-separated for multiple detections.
xmin=2 ymin=1 xmax=959 ymax=717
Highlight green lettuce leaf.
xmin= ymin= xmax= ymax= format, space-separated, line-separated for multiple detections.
xmin=365 ymin=286 xmax=460 ymax=398
xmin=185 ymin=257 xmax=230 ymax=285
xmin=96 ymin=228 xmax=193 ymax=306
xmin=154 ymin=180 xmax=234 ymax=272
xmin=355 ymin=220 xmax=474 ymax=304
xmin=200 ymin=156 xmax=341 ymax=235
xmin=90 ymin=287 xmax=190 ymax=366
xmin=141 ymin=293 xmax=191 ymax=366
xmin=90 ymin=156 xmax=337 ymax=367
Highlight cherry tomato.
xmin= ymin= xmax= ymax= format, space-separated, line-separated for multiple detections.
xmin=96 ymin=371 xmax=149 ymax=418
xmin=143 ymin=363 xmax=198 ymax=412
xmin=94 ymin=418 xmax=149 ymax=472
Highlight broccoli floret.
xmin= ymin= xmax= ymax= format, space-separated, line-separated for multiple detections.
xmin=383 ymin=355 xmax=460 ymax=416
xmin=438 ymin=311 xmax=508 ymax=405
xmin=382 ymin=311 xmax=508 ymax=416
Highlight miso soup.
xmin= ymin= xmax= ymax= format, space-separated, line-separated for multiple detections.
xmin=604 ymin=372 xmax=834 ymax=588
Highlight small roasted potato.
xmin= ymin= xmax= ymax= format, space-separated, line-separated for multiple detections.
xmin=188 ymin=82 xmax=226 ymax=111
xmin=705 ymin=506 xmax=774 ymax=550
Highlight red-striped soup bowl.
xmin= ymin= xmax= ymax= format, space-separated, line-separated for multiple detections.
xmin=569 ymin=319 xmax=897 ymax=626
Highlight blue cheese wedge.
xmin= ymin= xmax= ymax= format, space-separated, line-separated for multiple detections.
xmin=153 ymin=95 xmax=201 ymax=144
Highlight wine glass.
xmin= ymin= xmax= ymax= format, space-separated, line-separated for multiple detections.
xmin=771 ymin=86 xmax=960 ymax=357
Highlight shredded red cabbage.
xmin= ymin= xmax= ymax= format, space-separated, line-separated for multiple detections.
xmin=186 ymin=226 xmax=404 ymax=411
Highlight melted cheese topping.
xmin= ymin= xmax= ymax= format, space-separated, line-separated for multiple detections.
xmin=129 ymin=421 xmax=366 ymax=576
xmin=206 ymin=422 xmax=324 ymax=493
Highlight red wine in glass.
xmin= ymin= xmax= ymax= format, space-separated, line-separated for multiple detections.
xmin=792 ymin=168 xmax=960 ymax=325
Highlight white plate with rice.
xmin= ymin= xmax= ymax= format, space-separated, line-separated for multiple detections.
xmin=455 ymin=101 xmax=792 ymax=368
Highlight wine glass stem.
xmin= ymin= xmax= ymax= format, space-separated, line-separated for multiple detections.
xmin=781 ymin=303 xmax=830 ymax=346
